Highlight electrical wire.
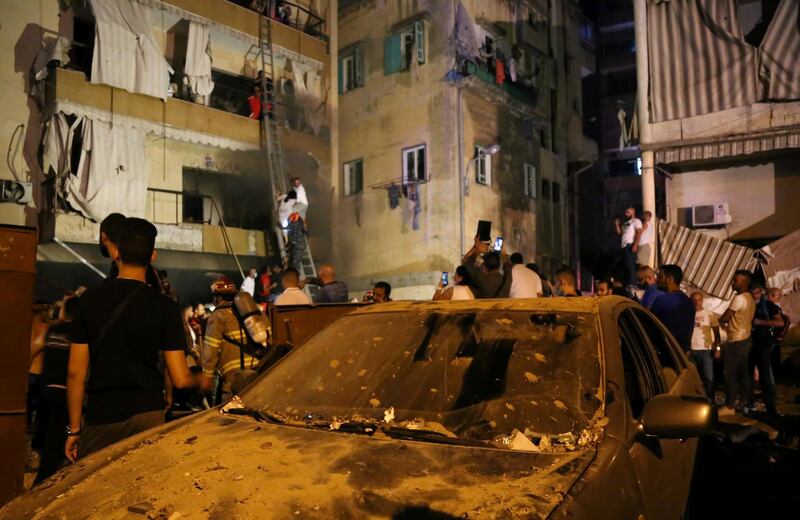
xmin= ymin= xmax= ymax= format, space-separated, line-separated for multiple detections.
xmin=5 ymin=124 xmax=25 ymax=182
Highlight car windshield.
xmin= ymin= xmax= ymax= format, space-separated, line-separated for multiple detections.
xmin=241 ymin=310 xmax=602 ymax=448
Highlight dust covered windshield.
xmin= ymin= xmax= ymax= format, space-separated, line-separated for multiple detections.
xmin=241 ymin=310 xmax=602 ymax=446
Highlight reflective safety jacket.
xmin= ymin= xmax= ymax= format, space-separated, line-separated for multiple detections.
xmin=201 ymin=304 xmax=258 ymax=394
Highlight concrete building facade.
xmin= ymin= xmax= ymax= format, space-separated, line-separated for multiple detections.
xmin=1 ymin=0 xmax=336 ymax=302
xmin=336 ymin=0 xmax=596 ymax=299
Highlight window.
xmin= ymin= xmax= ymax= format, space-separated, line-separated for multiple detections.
xmin=384 ymin=20 xmax=425 ymax=75
xmin=541 ymin=178 xmax=551 ymax=199
xmin=343 ymin=159 xmax=364 ymax=196
xmin=618 ymin=310 xmax=666 ymax=418
xmin=339 ymin=47 xmax=364 ymax=93
xmin=402 ymin=144 xmax=427 ymax=183
xmin=524 ymin=163 xmax=536 ymax=199
xmin=632 ymin=309 xmax=686 ymax=374
xmin=552 ymin=182 xmax=561 ymax=204
xmin=474 ymin=145 xmax=492 ymax=186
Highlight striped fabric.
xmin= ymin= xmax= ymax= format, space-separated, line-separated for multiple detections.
xmin=760 ymin=0 xmax=800 ymax=101
xmin=657 ymin=219 xmax=758 ymax=300
xmin=647 ymin=0 xmax=759 ymax=122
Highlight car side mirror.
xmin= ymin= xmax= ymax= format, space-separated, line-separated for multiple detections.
xmin=638 ymin=394 xmax=712 ymax=439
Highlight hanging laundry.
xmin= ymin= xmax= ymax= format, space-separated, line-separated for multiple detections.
xmin=508 ymin=58 xmax=518 ymax=83
xmin=495 ymin=58 xmax=506 ymax=85
xmin=388 ymin=183 xmax=401 ymax=209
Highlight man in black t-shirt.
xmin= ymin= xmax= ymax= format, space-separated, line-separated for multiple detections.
xmin=748 ymin=283 xmax=784 ymax=416
xmin=66 ymin=218 xmax=194 ymax=462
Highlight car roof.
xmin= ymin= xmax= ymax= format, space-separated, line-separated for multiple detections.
xmin=351 ymin=296 xmax=631 ymax=316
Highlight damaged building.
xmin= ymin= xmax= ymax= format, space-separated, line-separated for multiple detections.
xmin=2 ymin=0 xmax=336 ymax=302
xmin=633 ymin=0 xmax=800 ymax=323
xmin=334 ymin=0 xmax=597 ymax=298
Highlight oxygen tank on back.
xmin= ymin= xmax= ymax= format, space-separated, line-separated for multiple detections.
xmin=234 ymin=291 xmax=269 ymax=346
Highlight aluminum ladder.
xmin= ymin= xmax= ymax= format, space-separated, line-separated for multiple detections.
xmin=248 ymin=14 xmax=317 ymax=280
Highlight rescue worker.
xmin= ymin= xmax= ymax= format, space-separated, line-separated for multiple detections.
xmin=200 ymin=277 xmax=259 ymax=404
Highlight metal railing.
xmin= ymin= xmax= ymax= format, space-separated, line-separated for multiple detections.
xmin=147 ymin=187 xmax=217 ymax=226
xmin=229 ymin=0 xmax=327 ymax=41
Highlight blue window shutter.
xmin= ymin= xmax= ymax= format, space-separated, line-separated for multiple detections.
xmin=384 ymin=34 xmax=402 ymax=75
xmin=338 ymin=56 xmax=344 ymax=94
xmin=355 ymin=47 xmax=364 ymax=87
xmin=414 ymin=20 xmax=425 ymax=64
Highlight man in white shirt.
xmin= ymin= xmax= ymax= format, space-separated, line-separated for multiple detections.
xmin=240 ymin=267 xmax=257 ymax=296
xmin=718 ymin=270 xmax=756 ymax=416
xmin=614 ymin=206 xmax=642 ymax=288
xmin=274 ymin=268 xmax=312 ymax=306
xmin=689 ymin=292 xmax=720 ymax=398
xmin=508 ymin=253 xmax=542 ymax=298
xmin=292 ymin=177 xmax=308 ymax=219
xmin=637 ymin=211 xmax=654 ymax=267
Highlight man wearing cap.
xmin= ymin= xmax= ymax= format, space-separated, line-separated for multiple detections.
xmin=65 ymin=218 xmax=194 ymax=462
xmin=200 ymin=277 xmax=259 ymax=403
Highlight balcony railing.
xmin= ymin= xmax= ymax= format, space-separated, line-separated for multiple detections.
xmin=226 ymin=0 xmax=327 ymax=41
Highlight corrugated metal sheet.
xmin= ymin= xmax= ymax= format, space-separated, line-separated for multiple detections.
xmin=658 ymin=219 xmax=758 ymax=300
xmin=654 ymin=129 xmax=800 ymax=164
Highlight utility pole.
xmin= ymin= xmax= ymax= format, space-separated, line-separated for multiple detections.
xmin=634 ymin=0 xmax=656 ymax=267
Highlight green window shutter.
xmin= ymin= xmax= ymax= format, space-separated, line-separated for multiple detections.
xmin=384 ymin=34 xmax=402 ymax=75
xmin=338 ymin=56 xmax=344 ymax=94
xmin=414 ymin=20 xmax=425 ymax=64
xmin=354 ymin=47 xmax=364 ymax=87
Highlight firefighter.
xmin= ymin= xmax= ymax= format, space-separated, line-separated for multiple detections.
xmin=200 ymin=277 xmax=259 ymax=404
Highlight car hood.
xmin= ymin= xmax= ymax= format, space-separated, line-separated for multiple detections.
xmin=3 ymin=410 xmax=595 ymax=519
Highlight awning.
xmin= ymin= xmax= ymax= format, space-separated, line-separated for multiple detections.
xmin=657 ymin=219 xmax=758 ymax=300
xmin=760 ymin=228 xmax=800 ymax=324
xmin=653 ymin=128 xmax=800 ymax=164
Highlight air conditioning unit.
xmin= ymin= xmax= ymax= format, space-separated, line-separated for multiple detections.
xmin=692 ymin=202 xmax=732 ymax=227
xmin=0 ymin=180 xmax=33 ymax=205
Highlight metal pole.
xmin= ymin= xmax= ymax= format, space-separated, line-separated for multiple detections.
xmin=53 ymin=238 xmax=107 ymax=279
xmin=210 ymin=198 xmax=245 ymax=280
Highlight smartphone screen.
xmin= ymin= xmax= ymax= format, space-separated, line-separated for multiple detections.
xmin=441 ymin=271 xmax=449 ymax=286
xmin=494 ymin=237 xmax=503 ymax=252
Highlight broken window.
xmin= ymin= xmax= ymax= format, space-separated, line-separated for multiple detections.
xmin=474 ymin=145 xmax=492 ymax=186
xmin=402 ymin=144 xmax=427 ymax=183
xmin=241 ymin=310 xmax=602 ymax=443
xmin=343 ymin=159 xmax=363 ymax=196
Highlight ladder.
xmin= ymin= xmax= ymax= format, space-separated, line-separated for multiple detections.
xmin=248 ymin=14 xmax=317 ymax=281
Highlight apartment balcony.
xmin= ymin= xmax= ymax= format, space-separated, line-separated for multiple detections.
xmin=164 ymin=0 xmax=329 ymax=64
xmin=48 ymin=68 xmax=330 ymax=159
xmin=49 ymin=205 xmax=270 ymax=258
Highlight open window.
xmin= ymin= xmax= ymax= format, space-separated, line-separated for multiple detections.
xmin=474 ymin=145 xmax=492 ymax=186
xmin=384 ymin=20 xmax=425 ymax=75
xmin=524 ymin=163 xmax=536 ymax=199
xmin=618 ymin=309 xmax=666 ymax=418
xmin=339 ymin=46 xmax=364 ymax=93
xmin=402 ymin=144 xmax=427 ymax=184
xmin=343 ymin=159 xmax=364 ymax=196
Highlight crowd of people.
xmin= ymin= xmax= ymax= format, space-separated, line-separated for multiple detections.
xmin=24 ymin=207 xmax=792 ymax=487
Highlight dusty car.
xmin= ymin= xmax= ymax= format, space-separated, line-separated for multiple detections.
xmin=1 ymin=297 xmax=711 ymax=519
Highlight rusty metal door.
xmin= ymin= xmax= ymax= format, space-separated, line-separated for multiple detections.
xmin=0 ymin=225 xmax=37 ymax=506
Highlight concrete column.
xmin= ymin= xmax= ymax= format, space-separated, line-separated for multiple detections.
xmin=641 ymin=150 xmax=656 ymax=267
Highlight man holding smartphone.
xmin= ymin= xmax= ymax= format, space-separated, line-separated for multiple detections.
xmin=461 ymin=236 xmax=511 ymax=299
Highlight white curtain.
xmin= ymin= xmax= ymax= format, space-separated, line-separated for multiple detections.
xmin=65 ymin=118 xmax=148 ymax=222
xmin=185 ymin=21 xmax=215 ymax=102
xmin=89 ymin=0 xmax=173 ymax=99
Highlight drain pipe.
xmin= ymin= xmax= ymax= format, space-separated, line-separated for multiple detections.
xmin=457 ymin=86 xmax=465 ymax=257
